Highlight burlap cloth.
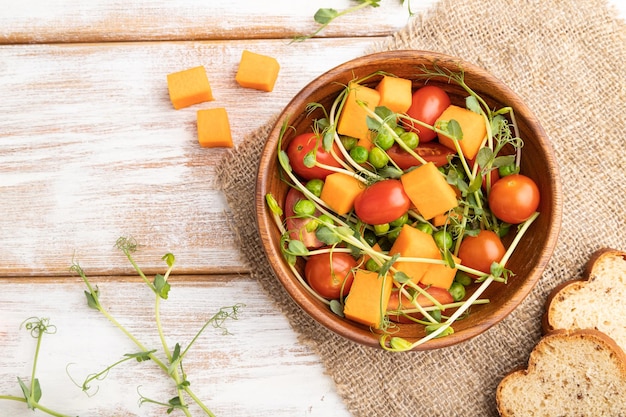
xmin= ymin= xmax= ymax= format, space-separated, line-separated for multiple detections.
xmin=217 ymin=0 xmax=626 ymax=415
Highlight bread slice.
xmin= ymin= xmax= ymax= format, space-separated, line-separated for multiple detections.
xmin=496 ymin=329 xmax=626 ymax=417
xmin=543 ymin=248 xmax=626 ymax=352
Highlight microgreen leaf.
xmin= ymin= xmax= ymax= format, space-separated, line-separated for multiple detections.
xmin=475 ymin=147 xmax=493 ymax=168
xmin=287 ymin=239 xmax=309 ymax=256
xmin=489 ymin=262 xmax=514 ymax=283
xmin=492 ymin=154 xmax=516 ymax=168
xmin=377 ymin=166 xmax=403 ymax=179
xmin=167 ymin=396 xmax=183 ymax=414
xmin=153 ymin=274 xmax=171 ymax=299
xmin=315 ymin=117 xmax=330 ymax=131
xmin=389 ymin=337 xmax=413 ymax=351
xmin=32 ymin=379 xmax=42 ymax=403
xmin=125 ymin=350 xmax=156 ymax=362
xmin=303 ymin=150 xmax=316 ymax=168
xmin=425 ymin=323 xmax=454 ymax=338
xmin=316 ymin=226 xmax=342 ymax=245
xmin=265 ymin=193 xmax=283 ymax=217
xmin=162 ymin=253 xmax=175 ymax=268
xmin=447 ymin=169 xmax=470 ymax=196
xmin=375 ymin=105 xmax=396 ymax=122
xmin=379 ymin=253 xmax=400 ymax=277
xmin=334 ymin=226 xmax=357 ymax=240
xmin=168 ymin=343 xmax=182 ymax=375
xmin=323 ymin=129 xmax=335 ymax=151
xmin=367 ymin=106 xmax=397 ymax=131
xmin=17 ymin=377 xmax=33 ymax=408
xmin=17 ymin=377 xmax=41 ymax=408
xmin=330 ymin=299 xmax=344 ymax=317
xmin=84 ymin=289 xmax=100 ymax=310
xmin=280 ymin=234 xmax=297 ymax=265
xmin=429 ymin=309 xmax=442 ymax=322
xmin=393 ymin=271 xmax=411 ymax=284
xmin=447 ymin=119 xmax=463 ymax=141
xmin=466 ymin=95 xmax=482 ymax=114
xmin=467 ymin=175 xmax=483 ymax=194
xmin=490 ymin=114 xmax=506 ymax=133
xmin=314 ymin=7 xmax=339 ymax=24
xmin=278 ymin=150 xmax=291 ymax=172
xmin=442 ymin=250 xmax=456 ymax=269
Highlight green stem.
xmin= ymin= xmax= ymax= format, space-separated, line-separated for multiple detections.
xmin=0 ymin=396 xmax=73 ymax=417
xmin=29 ymin=327 xmax=43 ymax=404
xmin=32 ymin=403 xmax=74 ymax=417
xmin=75 ymin=265 xmax=169 ymax=373
xmin=184 ymin=386 xmax=217 ymax=417
xmin=97 ymin=305 xmax=169 ymax=374
xmin=0 ymin=395 xmax=26 ymax=401
xmin=123 ymin=251 xmax=153 ymax=289
xmin=155 ymin=295 xmax=171 ymax=360
xmin=294 ymin=0 xmax=377 ymax=41
xmin=80 ymin=355 xmax=137 ymax=391
xmin=176 ymin=390 xmax=192 ymax=417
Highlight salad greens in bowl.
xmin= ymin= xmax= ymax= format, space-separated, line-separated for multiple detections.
xmin=256 ymin=50 xmax=561 ymax=351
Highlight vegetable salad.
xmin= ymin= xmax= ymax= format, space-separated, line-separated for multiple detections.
xmin=266 ymin=66 xmax=540 ymax=351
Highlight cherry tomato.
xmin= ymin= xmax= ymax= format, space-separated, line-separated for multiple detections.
xmin=286 ymin=133 xmax=344 ymax=180
xmin=387 ymin=286 xmax=454 ymax=323
xmin=387 ymin=142 xmax=455 ymax=169
xmin=404 ymin=85 xmax=451 ymax=142
xmin=457 ymin=230 xmax=506 ymax=276
xmin=488 ymin=174 xmax=540 ymax=224
xmin=284 ymin=188 xmax=323 ymax=249
xmin=304 ymin=252 xmax=356 ymax=299
xmin=353 ymin=179 xmax=411 ymax=225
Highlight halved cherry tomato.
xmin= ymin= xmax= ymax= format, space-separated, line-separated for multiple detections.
xmin=387 ymin=142 xmax=455 ymax=169
xmin=404 ymin=85 xmax=451 ymax=142
xmin=286 ymin=132 xmax=344 ymax=180
xmin=353 ymin=179 xmax=411 ymax=225
xmin=387 ymin=286 xmax=454 ymax=323
xmin=457 ymin=230 xmax=506 ymax=276
xmin=304 ymin=252 xmax=356 ymax=299
xmin=488 ymin=174 xmax=540 ymax=224
xmin=284 ymin=187 xmax=323 ymax=249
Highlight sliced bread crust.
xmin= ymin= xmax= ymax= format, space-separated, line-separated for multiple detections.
xmin=543 ymin=248 xmax=626 ymax=353
xmin=496 ymin=329 xmax=626 ymax=417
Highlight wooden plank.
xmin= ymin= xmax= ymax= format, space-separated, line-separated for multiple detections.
xmin=0 ymin=274 xmax=351 ymax=417
xmin=0 ymin=38 xmax=376 ymax=277
xmin=1 ymin=0 xmax=418 ymax=44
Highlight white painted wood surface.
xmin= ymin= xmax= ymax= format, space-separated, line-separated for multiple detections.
xmin=0 ymin=276 xmax=345 ymax=417
xmin=1 ymin=1 xmax=625 ymax=416
xmin=1 ymin=0 xmax=412 ymax=44
xmin=0 ymin=38 xmax=380 ymax=276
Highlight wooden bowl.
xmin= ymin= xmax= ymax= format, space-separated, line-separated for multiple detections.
xmin=255 ymin=51 xmax=562 ymax=350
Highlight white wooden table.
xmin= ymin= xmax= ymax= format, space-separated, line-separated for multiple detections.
xmin=1 ymin=2 xmax=624 ymax=416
